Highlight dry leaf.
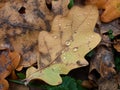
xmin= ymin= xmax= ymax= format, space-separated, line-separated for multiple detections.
xmin=86 ymin=0 xmax=120 ymax=22
xmin=89 ymin=45 xmax=116 ymax=79
xmin=0 ymin=0 xmax=53 ymax=31
xmin=52 ymin=0 xmax=69 ymax=15
xmin=25 ymin=5 xmax=101 ymax=85
xmin=99 ymin=19 xmax=120 ymax=36
xmin=114 ymin=39 xmax=120 ymax=52
xmin=9 ymin=30 xmax=40 ymax=68
xmin=0 ymin=0 xmax=53 ymax=68
xmin=0 ymin=79 xmax=9 ymax=90
xmin=98 ymin=78 xmax=118 ymax=90
xmin=0 ymin=50 xmax=20 ymax=90
xmin=86 ymin=0 xmax=107 ymax=8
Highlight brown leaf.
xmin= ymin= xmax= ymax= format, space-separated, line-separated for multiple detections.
xmin=86 ymin=0 xmax=120 ymax=22
xmin=98 ymin=78 xmax=118 ymax=90
xmin=0 ymin=79 xmax=9 ymax=90
xmin=86 ymin=0 xmax=107 ymax=8
xmin=0 ymin=50 xmax=20 ymax=90
xmin=52 ymin=0 xmax=69 ymax=15
xmin=99 ymin=19 xmax=120 ymax=37
xmin=9 ymin=30 xmax=40 ymax=68
xmin=81 ymin=80 xmax=97 ymax=89
xmin=9 ymin=82 xmax=29 ymax=90
xmin=114 ymin=39 xmax=120 ymax=52
xmin=0 ymin=0 xmax=53 ymax=31
xmin=0 ymin=0 xmax=54 ymax=68
xmin=89 ymin=45 xmax=116 ymax=79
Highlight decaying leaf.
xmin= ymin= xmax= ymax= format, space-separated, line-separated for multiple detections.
xmin=0 ymin=50 xmax=20 ymax=90
xmin=0 ymin=0 xmax=54 ymax=68
xmin=25 ymin=5 xmax=101 ymax=85
xmin=89 ymin=44 xmax=116 ymax=79
xmin=0 ymin=79 xmax=9 ymax=90
xmin=86 ymin=0 xmax=107 ymax=8
xmin=98 ymin=78 xmax=118 ymax=90
xmin=52 ymin=0 xmax=69 ymax=15
xmin=114 ymin=39 xmax=120 ymax=52
xmin=86 ymin=0 xmax=120 ymax=22
xmin=99 ymin=19 xmax=120 ymax=36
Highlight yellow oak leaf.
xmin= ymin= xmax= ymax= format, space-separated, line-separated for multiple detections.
xmin=25 ymin=5 xmax=101 ymax=85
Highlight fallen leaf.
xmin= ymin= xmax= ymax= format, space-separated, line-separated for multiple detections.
xmin=86 ymin=0 xmax=107 ymax=8
xmin=99 ymin=19 xmax=120 ymax=37
xmin=9 ymin=82 xmax=29 ymax=90
xmin=86 ymin=0 xmax=120 ymax=22
xmin=9 ymin=30 xmax=40 ymax=68
xmin=0 ymin=0 xmax=53 ymax=31
xmin=25 ymin=5 xmax=101 ymax=85
xmin=0 ymin=0 xmax=53 ymax=68
xmin=0 ymin=50 xmax=20 ymax=90
xmin=89 ymin=45 xmax=116 ymax=78
xmin=0 ymin=79 xmax=9 ymax=90
xmin=98 ymin=78 xmax=118 ymax=90
xmin=52 ymin=0 xmax=70 ymax=15
xmin=81 ymin=80 xmax=97 ymax=89
xmin=114 ymin=39 xmax=120 ymax=52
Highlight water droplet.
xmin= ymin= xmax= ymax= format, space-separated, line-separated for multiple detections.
xmin=73 ymin=47 xmax=78 ymax=52
xmin=56 ymin=19 xmax=58 ymax=21
xmin=88 ymin=38 xmax=91 ymax=40
xmin=65 ymin=40 xmax=71 ymax=46
xmin=53 ymin=35 xmax=58 ymax=39
xmin=62 ymin=50 xmax=65 ymax=54
xmin=63 ymin=57 xmax=66 ymax=60
xmin=64 ymin=27 xmax=66 ymax=29
xmin=91 ymin=35 xmax=94 ymax=38
xmin=77 ymin=14 xmax=82 ymax=16
xmin=59 ymin=23 xmax=61 ymax=26
xmin=66 ymin=24 xmax=71 ymax=26
xmin=53 ymin=61 xmax=56 ymax=64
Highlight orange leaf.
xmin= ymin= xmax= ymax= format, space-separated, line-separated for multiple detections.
xmin=86 ymin=0 xmax=120 ymax=22
xmin=0 ymin=79 xmax=9 ymax=90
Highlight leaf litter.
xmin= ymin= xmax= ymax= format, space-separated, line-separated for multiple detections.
xmin=0 ymin=0 xmax=120 ymax=90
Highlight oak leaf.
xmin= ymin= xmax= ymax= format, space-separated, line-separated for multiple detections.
xmin=25 ymin=5 xmax=101 ymax=85
xmin=89 ymin=45 xmax=116 ymax=79
xmin=0 ymin=0 xmax=53 ymax=68
xmin=86 ymin=0 xmax=120 ymax=22
xmin=114 ymin=39 xmax=120 ymax=52
xmin=0 ymin=50 xmax=20 ymax=90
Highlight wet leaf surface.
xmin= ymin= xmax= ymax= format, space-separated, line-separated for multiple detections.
xmin=25 ymin=5 xmax=101 ymax=85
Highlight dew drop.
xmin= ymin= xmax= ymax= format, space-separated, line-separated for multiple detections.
xmin=77 ymin=14 xmax=82 ymax=16
xmin=91 ymin=35 xmax=94 ymax=38
xmin=66 ymin=24 xmax=71 ymax=26
xmin=73 ymin=47 xmax=78 ymax=52
xmin=63 ymin=57 xmax=66 ymax=60
xmin=63 ymin=27 xmax=67 ymax=29
xmin=56 ymin=19 xmax=58 ymax=22
xmin=65 ymin=40 xmax=71 ymax=46
xmin=59 ymin=23 xmax=61 ymax=26
xmin=88 ymin=38 xmax=91 ymax=40
xmin=87 ymin=22 xmax=90 ymax=25
xmin=53 ymin=35 xmax=58 ymax=39
xmin=62 ymin=50 xmax=65 ymax=54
